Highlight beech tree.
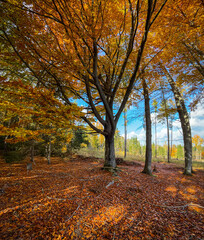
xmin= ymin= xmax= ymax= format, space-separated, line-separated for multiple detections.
xmin=152 ymin=99 xmax=158 ymax=158
xmin=141 ymin=77 xmax=152 ymax=175
xmin=0 ymin=0 xmax=167 ymax=169
xmin=158 ymin=84 xmax=171 ymax=163
xmin=159 ymin=63 xmax=193 ymax=175
xmin=0 ymin=78 xmax=77 ymax=164
xmin=148 ymin=0 xmax=203 ymax=175
xmin=123 ymin=108 xmax=127 ymax=159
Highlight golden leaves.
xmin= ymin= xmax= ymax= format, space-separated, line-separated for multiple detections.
xmin=0 ymin=78 xmax=82 ymax=143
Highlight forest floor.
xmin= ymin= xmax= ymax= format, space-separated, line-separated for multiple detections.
xmin=0 ymin=155 xmax=203 ymax=240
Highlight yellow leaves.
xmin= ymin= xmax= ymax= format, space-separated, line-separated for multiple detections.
xmin=7 ymin=0 xmax=19 ymax=5
xmin=186 ymin=187 xmax=196 ymax=194
xmin=179 ymin=190 xmax=198 ymax=202
xmin=165 ymin=185 xmax=177 ymax=197
xmin=165 ymin=186 xmax=177 ymax=192
xmin=0 ymin=78 xmax=82 ymax=144
xmin=89 ymin=205 xmax=124 ymax=231
xmin=80 ymin=142 xmax=88 ymax=148
xmin=192 ymin=135 xmax=204 ymax=147
xmin=188 ymin=203 xmax=204 ymax=214
xmin=61 ymin=146 xmax=67 ymax=153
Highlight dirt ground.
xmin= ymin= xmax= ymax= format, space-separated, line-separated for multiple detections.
xmin=0 ymin=155 xmax=203 ymax=239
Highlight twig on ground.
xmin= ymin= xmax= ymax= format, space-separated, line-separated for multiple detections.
xmin=106 ymin=180 xmax=115 ymax=188
xmin=155 ymin=203 xmax=204 ymax=209
xmin=47 ymin=196 xmax=67 ymax=201
xmin=65 ymin=203 xmax=81 ymax=222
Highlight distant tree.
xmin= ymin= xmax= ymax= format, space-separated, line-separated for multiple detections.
xmin=152 ymin=99 xmax=158 ymax=158
xmin=128 ymin=137 xmax=141 ymax=156
xmin=114 ymin=129 xmax=124 ymax=155
xmin=192 ymin=135 xmax=204 ymax=161
xmin=70 ymin=129 xmax=89 ymax=150
xmin=124 ymin=108 xmax=128 ymax=159
xmin=177 ymin=145 xmax=184 ymax=160
xmin=158 ymin=82 xmax=171 ymax=163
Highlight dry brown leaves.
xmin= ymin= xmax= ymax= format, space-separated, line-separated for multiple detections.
xmin=0 ymin=155 xmax=203 ymax=239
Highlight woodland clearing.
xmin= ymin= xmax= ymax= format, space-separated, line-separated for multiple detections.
xmin=0 ymin=155 xmax=203 ymax=240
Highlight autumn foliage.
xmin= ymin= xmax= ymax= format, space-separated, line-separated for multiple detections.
xmin=0 ymin=1 xmax=203 ymax=238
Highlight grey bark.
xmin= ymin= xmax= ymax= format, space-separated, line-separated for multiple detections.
xmin=170 ymin=117 xmax=173 ymax=159
xmin=104 ymin=134 xmax=116 ymax=169
xmin=103 ymin=111 xmax=116 ymax=169
xmin=153 ymin=100 xmax=158 ymax=158
xmin=124 ymin=109 xmax=127 ymax=159
xmin=30 ymin=140 xmax=35 ymax=164
xmin=155 ymin=111 xmax=157 ymax=158
xmin=160 ymin=83 xmax=170 ymax=163
xmin=142 ymin=79 xmax=152 ymax=175
xmin=161 ymin=64 xmax=192 ymax=175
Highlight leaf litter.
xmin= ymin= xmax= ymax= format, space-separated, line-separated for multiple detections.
xmin=0 ymin=155 xmax=203 ymax=239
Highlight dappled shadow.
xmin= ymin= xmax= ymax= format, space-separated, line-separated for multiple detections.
xmin=0 ymin=156 xmax=203 ymax=239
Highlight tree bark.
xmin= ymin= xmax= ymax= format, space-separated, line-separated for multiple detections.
xmin=160 ymin=83 xmax=170 ymax=163
xmin=47 ymin=140 xmax=51 ymax=164
xmin=170 ymin=117 xmax=173 ymax=159
xmin=166 ymin=115 xmax=170 ymax=163
xmin=162 ymin=65 xmax=192 ymax=175
xmin=142 ymin=79 xmax=152 ymax=175
xmin=155 ymin=111 xmax=157 ymax=159
xmin=104 ymin=134 xmax=116 ymax=169
xmin=153 ymin=100 xmax=158 ymax=159
xmin=30 ymin=140 xmax=35 ymax=163
xmin=124 ymin=108 xmax=127 ymax=159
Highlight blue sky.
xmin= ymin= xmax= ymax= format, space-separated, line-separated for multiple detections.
xmin=79 ymin=97 xmax=204 ymax=146
xmin=117 ymin=100 xmax=204 ymax=145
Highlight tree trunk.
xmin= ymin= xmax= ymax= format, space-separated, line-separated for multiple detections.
xmin=104 ymin=134 xmax=116 ymax=169
xmin=47 ymin=140 xmax=51 ymax=164
xmin=166 ymin=115 xmax=170 ymax=163
xmin=155 ymin=111 xmax=157 ymax=159
xmin=142 ymin=79 xmax=152 ymax=175
xmin=160 ymin=83 xmax=170 ymax=163
xmin=170 ymin=117 xmax=173 ymax=159
xmin=124 ymin=109 xmax=127 ymax=159
xmin=163 ymin=65 xmax=192 ymax=175
xmin=4 ymin=136 xmax=8 ymax=153
xmin=30 ymin=140 xmax=35 ymax=163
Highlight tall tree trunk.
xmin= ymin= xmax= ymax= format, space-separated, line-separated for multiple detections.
xmin=161 ymin=65 xmax=192 ymax=175
xmin=155 ymin=112 xmax=157 ymax=159
xmin=103 ymin=112 xmax=116 ymax=169
xmin=142 ymin=79 xmax=152 ymax=175
xmin=166 ymin=115 xmax=170 ymax=163
xmin=104 ymin=134 xmax=116 ymax=169
xmin=170 ymin=117 xmax=173 ymax=159
xmin=153 ymin=100 xmax=158 ymax=159
xmin=4 ymin=136 xmax=8 ymax=153
xmin=30 ymin=140 xmax=35 ymax=163
xmin=161 ymin=83 xmax=170 ymax=163
xmin=124 ymin=108 xmax=127 ymax=159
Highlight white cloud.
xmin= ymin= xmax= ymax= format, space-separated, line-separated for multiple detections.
xmin=127 ymin=131 xmax=137 ymax=139
xmin=122 ymin=101 xmax=204 ymax=145
xmin=136 ymin=129 xmax=146 ymax=143
xmin=122 ymin=129 xmax=146 ymax=143
xmin=190 ymin=102 xmax=204 ymax=138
